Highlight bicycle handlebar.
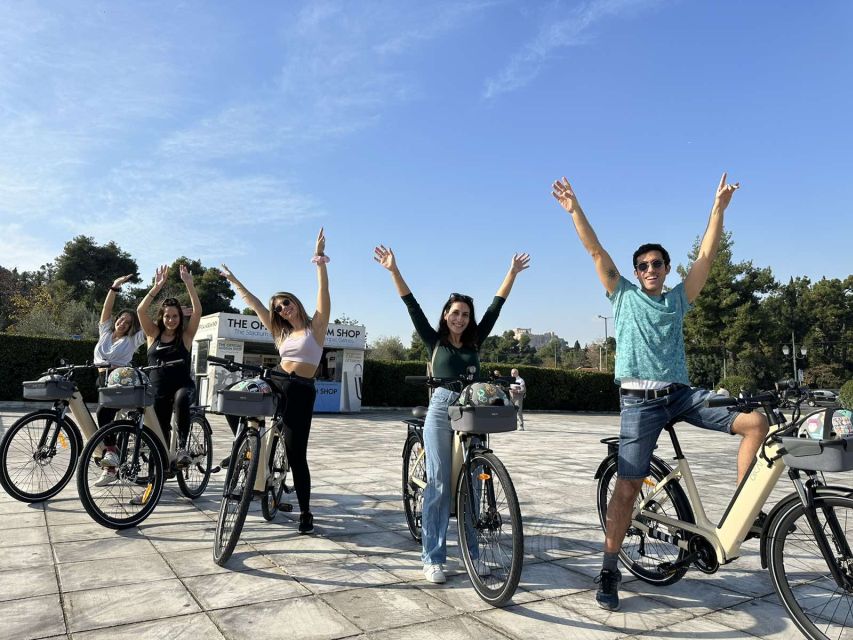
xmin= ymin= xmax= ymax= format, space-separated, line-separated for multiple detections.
xmin=404 ymin=375 xmax=510 ymax=388
xmin=704 ymin=391 xmax=779 ymax=410
xmin=207 ymin=355 xmax=290 ymax=379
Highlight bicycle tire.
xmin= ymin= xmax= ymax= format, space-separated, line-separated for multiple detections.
xmin=768 ymin=494 xmax=853 ymax=640
xmin=402 ymin=432 xmax=426 ymax=542
xmin=175 ymin=413 xmax=213 ymax=499
xmin=457 ymin=451 xmax=523 ymax=606
xmin=0 ymin=411 xmax=80 ymax=503
xmin=262 ymin=426 xmax=289 ymax=522
xmin=76 ymin=421 xmax=166 ymax=529
xmin=596 ymin=457 xmax=694 ymax=585
xmin=213 ymin=427 xmax=259 ymax=565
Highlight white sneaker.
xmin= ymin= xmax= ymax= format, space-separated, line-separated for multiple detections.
xmin=423 ymin=563 xmax=446 ymax=584
xmin=94 ymin=469 xmax=118 ymax=487
xmin=100 ymin=451 xmax=120 ymax=468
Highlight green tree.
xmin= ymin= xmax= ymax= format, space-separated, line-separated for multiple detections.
xmin=367 ymin=336 xmax=407 ymax=361
xmin=132 ymin=258 xmax=237 ymax=314
xmin=678 ymin=231 xmax=777 ymax=388
xmin=407 ymin=330 xmax=429 ymax=361
xmin=53 ymin=236 xmax=139 ymax=307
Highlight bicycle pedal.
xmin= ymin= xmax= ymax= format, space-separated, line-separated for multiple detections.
xmin=280 ymin=502 xmax=293 ymax=512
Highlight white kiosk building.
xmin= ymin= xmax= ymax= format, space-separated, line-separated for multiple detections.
xmin=191 ymin=313 xmax=366 ymax=413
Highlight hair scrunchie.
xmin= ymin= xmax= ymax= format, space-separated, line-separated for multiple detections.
xmin=311 ymin=255 xmax=330 ymax=265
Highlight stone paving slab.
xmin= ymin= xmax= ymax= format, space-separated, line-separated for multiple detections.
xmin=0 ymin=407 xmax=827 ymax=639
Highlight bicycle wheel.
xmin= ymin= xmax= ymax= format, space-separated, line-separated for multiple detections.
xmin=76 ymin=421 xmax=166 ymax=529
xmin=175 ymin=413 xmax=213 ymax=499
xmin=402 ymin=432 xmax=426 ymax=542
xmin=213 ymin=427 xmax=259 ymax=565
xmin=596 ymin=457 xmax=694 ymax=585
xmin=262 ymin=426 xmax=290 ymax=521
xmin=0 ymin=411 xmax=80 ymax=502
xmin=768 ymin=494 xmax=853 ymax=640
xmin=457 ymin=451 xmax=523 ymax=607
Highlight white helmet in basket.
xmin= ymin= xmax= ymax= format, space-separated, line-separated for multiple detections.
xmin=228 ymin=377 xmax=272 ymax=394
xmin=107 ymin=367 xmax=149 ymax=387
xmin=460 ymin=382 xmax=511 ymax=407
xmin=797 ymin=409 xmax=853 ymax=440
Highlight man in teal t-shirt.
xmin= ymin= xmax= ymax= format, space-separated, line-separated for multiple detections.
xmin=552 ymin=172 xmax=769 ymax=612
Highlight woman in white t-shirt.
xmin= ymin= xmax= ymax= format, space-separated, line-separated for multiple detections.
xmin=93 ymin=274 xmax=147 ymax=486
xmin=93 ymin=274 xmax=146 ymax=426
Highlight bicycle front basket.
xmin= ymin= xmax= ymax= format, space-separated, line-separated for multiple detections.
xmin=216 ymin=389 xmax=276 ymax=417
xmin=780 ymin=435 xmax=853 ymax=473
xmin=448 ymin=404 xmax=517 ymax=434
xmin=22 ymin=377 xmax=76 ymax=401
xmin=99 ymin=385 xmax=154 ymax=409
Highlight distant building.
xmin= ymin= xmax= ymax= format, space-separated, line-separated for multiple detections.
xmin=514 ymin=328 xmax=559 ymax=350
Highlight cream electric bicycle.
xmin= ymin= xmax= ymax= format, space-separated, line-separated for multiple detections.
xmin=596 ymin=384 xmax=853 ymax=640
xmin=402 ymin=375 xmax=524 ymax=607
xmin=0 ymin=363 xmax=102 ymax=502
xmin=75 ymin=361 xmax=213 ymax=529
xmin=208 ymin=356 xmax=293 ymax=566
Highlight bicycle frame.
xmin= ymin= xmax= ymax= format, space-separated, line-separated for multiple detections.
xmin=632 ymin=422 xmax=787 ymax=564
xmin=229 ymin=416 xmax=281 ymax=493
xmin=406 ymin=421 xmax=488 ymax=517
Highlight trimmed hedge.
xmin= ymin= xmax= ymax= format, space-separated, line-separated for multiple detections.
xmin=363 ymin=360 xmax=619 ymax=411
xmin=0 ymin=334 xmax=619 ymax=411
xmin=0 ymin=333 xmax=146 ymax=403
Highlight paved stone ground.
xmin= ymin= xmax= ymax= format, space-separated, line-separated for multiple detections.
xmin=0 ymin=406 xmax=825 ymax=639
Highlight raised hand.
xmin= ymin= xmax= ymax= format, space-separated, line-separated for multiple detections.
xmin=373 ymin=245 xmax=397 ymax=272
xmin=179 ymin=264 xmax=194 ymax=285
xmin=714 ymin=172 xmax=740 ymax=212
xmin=153 ymin=264 xmax=168 ymax=289
xmin=510 ymin=253 xmax=531 ymax=274
xmin=551 ymin=177 xmax=580 ymax=214
xmin=219 ymin=264 xmax=236 ymax=282
xmin=112 ymin=274 xmax=134 ymax=289
xmin=315 ymin=227 xmax=326 ymax=256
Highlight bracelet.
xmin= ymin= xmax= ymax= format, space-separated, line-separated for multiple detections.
xmin=109 ymin=286 xmax=121 ymax=292
xmin=311 ymin=255 xmax=330 ymax=265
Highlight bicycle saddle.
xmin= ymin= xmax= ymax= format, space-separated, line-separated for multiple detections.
xmin=412 ymin=406 xmax=428 ymax=419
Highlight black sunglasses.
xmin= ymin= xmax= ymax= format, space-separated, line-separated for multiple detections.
xmin=635 ymin=259 xmax=665 ymax=272
xmin=274 ymin=298 xmax=293 ymax=313
xmin=449 ymin=292 xmax=473 ymax=303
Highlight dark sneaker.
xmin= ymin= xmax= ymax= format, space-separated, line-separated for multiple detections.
xmin=298 ymin=511 xmax=314 ymax=534
xmin=594 ymin=569 xmax=621 ymax=611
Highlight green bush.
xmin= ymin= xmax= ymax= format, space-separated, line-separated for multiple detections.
xmin=362 ymin=360 xmax=618 ymax=411
xmin=0 ymin=333 xmax=146 ymax=402
xmin=840 ymin=379 xmax=853 ymax=410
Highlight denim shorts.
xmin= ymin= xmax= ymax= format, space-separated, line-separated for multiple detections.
xmin=617 ymin=385 xmax=737 ymax=479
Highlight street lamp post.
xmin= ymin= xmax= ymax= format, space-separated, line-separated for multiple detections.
xmin=781 ymin=330 xmax=807 ymax=382
xmin=598 ymin=315 xmax=612 ymax=372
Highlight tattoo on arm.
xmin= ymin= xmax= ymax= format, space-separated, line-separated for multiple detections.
xmin=607 ymin=268 xmax=618 ymax=281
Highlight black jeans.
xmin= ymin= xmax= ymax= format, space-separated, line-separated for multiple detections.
xmin=153 ymin=385 xmax=195 ymax=449
xmin=275 ymin=377 xmax=317 ymax=514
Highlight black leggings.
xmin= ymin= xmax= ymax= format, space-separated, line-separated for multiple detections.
xmin=277 ymin=378 xmax=317 ymax=513
xmin=153 ymin=386 xmax=194 ymax=448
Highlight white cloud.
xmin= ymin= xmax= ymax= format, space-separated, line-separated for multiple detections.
xmin=0 ymin=224 xmax=58 ymax=271
xmin=484 ymin=0 xmax=664 ymax=99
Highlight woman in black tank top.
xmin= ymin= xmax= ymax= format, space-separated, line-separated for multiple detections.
xmin=137 ymin=264 xmax=203 ymax=468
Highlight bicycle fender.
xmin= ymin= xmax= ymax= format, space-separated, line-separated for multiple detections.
xmin=759 ymin=485 xmax=853 ymax=569
xmin=593 ymin=454 xmax=617 ymax=480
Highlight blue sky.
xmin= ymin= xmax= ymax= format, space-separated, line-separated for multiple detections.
xmin=1 ymin=1 xmax=851 ymax=347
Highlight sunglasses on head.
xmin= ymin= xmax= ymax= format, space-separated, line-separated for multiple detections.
xmin=162 ymin=297 xmax=180 ymax=307
xmin=449 ymin=292 xmax=473 ymax=303
xmin=274 ymin=298 xmax=293 ymax=313
xmin=635 ymin=259 xmax=665 ymax=272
